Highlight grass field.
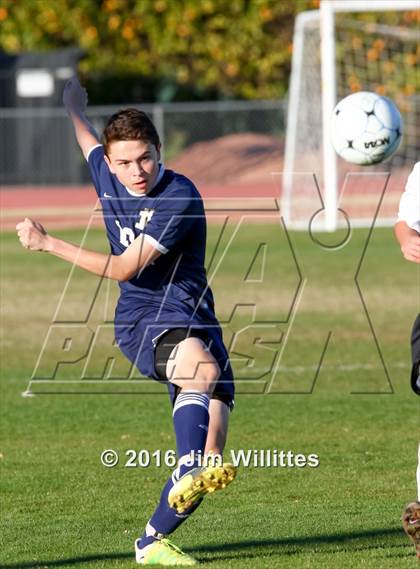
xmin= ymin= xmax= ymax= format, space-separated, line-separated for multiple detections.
xmin=1 ymin=222 xmax=419 ymax=568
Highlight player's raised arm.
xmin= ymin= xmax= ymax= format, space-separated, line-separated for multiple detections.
xmin=63 ymin=77 xmax=100 ymax=159
xmin=16 ymin=218 xmax=162 ymax=281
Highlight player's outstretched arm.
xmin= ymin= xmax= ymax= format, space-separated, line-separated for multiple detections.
xmin=63 ymin=77 xmax=100 ymax=159
xmin=395 ymin=221 xmax=420 ymax=264
xmin=16 ymin=218 xmax=161 ymax=281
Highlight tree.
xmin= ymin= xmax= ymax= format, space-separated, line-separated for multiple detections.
xmin=0 ymin=1 xmax=417 ymax=102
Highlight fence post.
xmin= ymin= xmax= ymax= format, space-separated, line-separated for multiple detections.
xmin=152 ymin=104 xmax=165 ymax=161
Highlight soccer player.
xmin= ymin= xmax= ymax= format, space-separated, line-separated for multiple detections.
xmin=16 ymin=77 xmax=237 ymax=566
xmin=394 ymin=161 xmax=420 ymax=558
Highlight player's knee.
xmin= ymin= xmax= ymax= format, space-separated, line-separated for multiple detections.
xmin=198 ymin=361 xmax=220 ymax=393
xmin=184 ymin=360 xmax=219 ymax=394
xmin=175 ymin=360 xmax=220 ymax=394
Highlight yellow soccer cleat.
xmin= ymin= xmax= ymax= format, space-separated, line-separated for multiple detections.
xmin=168 ymin=463 xmax=237 ymax=514
xmin=135 ymin=537 xmax=198 ymax=565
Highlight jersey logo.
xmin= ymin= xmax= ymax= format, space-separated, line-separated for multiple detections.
xmin=115 ymin=208 xmax=155 ymax=247
xmin=135 ymin=208 xmax=154 ymax=231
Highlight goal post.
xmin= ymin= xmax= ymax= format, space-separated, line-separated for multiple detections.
xmin=283 ymin=0 xmax=420 ymax=231
xmin=320 ymin=0 xmax=337 ymax=232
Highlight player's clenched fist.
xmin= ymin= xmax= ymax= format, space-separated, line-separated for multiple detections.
xmin=16 ymin=218 xmax=50 ymax=252
xmin=63 ymin=76 xmax=88 ymax=113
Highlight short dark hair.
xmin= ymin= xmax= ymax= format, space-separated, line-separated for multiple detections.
xmin=102 ymin=108 xmax=160 ymax=155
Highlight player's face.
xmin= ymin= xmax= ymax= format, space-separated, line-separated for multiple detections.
xmin=105 ymin=139 xmax=161 ymax=194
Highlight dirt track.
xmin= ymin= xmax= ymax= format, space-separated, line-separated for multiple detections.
xmin=0 ymin=183 xmax=282 ymax=231
xmin=1 ymin=133 xmax=407 ymax=231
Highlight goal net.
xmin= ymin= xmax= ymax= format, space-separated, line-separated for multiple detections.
xmin=283 ymin=0 xmax=420 ymax=230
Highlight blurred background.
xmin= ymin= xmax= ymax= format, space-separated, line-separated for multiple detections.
xmin=0 ymin=0 xmax=418 ymax=226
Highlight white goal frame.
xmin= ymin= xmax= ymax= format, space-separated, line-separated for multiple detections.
xmin=284 ymin=0 xmax=419 ymax=231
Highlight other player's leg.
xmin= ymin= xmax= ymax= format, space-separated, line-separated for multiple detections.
xmin=402 ymin=316 xmax=420 ymax=558
xmin=410 ymin=314 xmax=420 ymax=395
xmin=402 ymin=443 xmax=420 ymax=559
xmin=402 ymin=502 xmax=420 ymax=559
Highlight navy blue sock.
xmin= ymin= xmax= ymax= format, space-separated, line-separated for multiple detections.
xmin=172 ymin=390 xmax=210 ymax=476
xmin=138 ymin=476 xmax=203 ymax=549
xmin=137 ymin=390 xmax=210 ymax=548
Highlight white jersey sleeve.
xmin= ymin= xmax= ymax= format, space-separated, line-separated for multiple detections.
xmin=397 ymin=162 xmax=420 ymax=233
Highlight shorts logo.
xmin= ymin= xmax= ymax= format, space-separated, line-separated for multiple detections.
xmin=115 ymin=208 xmax=155 ymax=247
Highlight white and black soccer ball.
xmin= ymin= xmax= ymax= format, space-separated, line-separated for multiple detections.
xmin=330 ymin=91 xmax=402 ymax=165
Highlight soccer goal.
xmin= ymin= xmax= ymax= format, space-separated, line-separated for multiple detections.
xmin=283 ymin=0 xmax=419 ymax=231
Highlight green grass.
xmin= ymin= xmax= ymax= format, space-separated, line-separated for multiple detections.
xmin=1 ymin=225 xmax=419 ymax=568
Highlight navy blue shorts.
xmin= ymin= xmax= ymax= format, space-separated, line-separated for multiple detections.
xmin=155 ymin=327 xmax=234 ymax=410
xmin=116 ymin=317 xmax=235 ymax=411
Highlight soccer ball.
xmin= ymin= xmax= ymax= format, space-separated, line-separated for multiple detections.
xmin=330 ymin=91 xmax=402 ymax=165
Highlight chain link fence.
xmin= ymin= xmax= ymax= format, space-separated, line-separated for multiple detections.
xmin=0 ymin=100 xmax=286 ymax=185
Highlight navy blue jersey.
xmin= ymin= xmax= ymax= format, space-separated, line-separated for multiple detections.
xmin=88 ymin=145 xmax=207 ymax=286
xmin=87 ymin=144 xmax=234 ymax=397
xmin=88 ymin=144 xmax=217 ymax=319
